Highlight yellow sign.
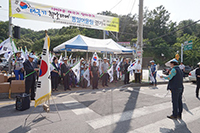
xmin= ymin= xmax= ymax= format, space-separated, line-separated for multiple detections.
xmin=175 ymin=53 xmax=179 ymax=61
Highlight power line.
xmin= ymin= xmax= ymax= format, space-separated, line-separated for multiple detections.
xmin=119 ymin=0 xmax=136 ymax=40
xmin=145 ymin=19 xmax=200 ymax=43
xmin=110 ymin=0 xmax=123 ymax=11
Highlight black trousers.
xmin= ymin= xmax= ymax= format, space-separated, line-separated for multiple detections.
xmin=92 ymin=74 xmax=98 ymax=89
xmin=135 ymin=73 xmax=141 ymax=83
xmin=171 ymin=89 xmax=183 ymax=117
xmin=51 ymin=76 xmax=59 ymax=89
xmin=102 ymin=73 xmax=108 ymax=86
xmin=25 ymin=79 xmax=36 ymax=99
xmin=63 ymin=76 xmax=70 ymax=90
xmin=196 ymin=79 xmax=200 ymax=97
xmin=124 ymin=72 xmax=129 ymax=84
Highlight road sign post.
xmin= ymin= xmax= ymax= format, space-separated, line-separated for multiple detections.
xmin=181 ymin=40 xmax=193 ymax=63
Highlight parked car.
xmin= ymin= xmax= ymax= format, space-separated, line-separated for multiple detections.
xmin=162 ymin=67 xmax=171 ymax=75
xmin=184 ymin=66 xmax=192 ymax=76
xmin=188 ymin=68 xmax=197 ymax=83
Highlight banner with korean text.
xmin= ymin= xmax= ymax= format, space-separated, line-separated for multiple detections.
xmin=9 ymin=0 xmax=119 ymax=32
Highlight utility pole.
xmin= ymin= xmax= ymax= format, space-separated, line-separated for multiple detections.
xmin=137 ymin=0 xmax=143 ymax=60
xmin=137 ymin=0 xmax=143 ymax=62
xmin=136 ymin=0 xmax=143 ymax=81
xmin=181 ymin=43 xmax=183 ymax=62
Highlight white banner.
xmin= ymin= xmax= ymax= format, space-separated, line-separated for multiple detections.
xmin=9 ymin=0 xmax=119 ymax=32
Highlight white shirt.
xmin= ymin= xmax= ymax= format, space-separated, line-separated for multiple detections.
xmin=179 ymin=64 xmax=185 ymax=70
xmin=135 ymin=63 xmax=141 ymax=73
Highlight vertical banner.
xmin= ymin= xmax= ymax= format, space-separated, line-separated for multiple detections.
xmin=35 ymin=34 xmax=51 ymax=107
xmin=9 ymin=0 xmax=119 ymax=32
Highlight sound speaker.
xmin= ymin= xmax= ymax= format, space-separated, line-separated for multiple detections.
xmin=13 ymin=26 xmax=20 ymax=39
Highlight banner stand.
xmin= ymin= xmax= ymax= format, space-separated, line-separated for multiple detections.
xmin=24 ymin=95 xmax=61 ymax=127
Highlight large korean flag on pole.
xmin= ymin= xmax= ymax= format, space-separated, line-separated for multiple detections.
xmin=35 ymin=34 xmax=51 ymax=107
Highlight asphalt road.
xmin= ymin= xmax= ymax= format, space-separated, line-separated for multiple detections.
xmin=0 ymin=82 xmax=199 ymax=133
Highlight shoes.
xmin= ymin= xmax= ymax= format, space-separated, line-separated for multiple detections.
xmin=177 ymin=114 xmax=182 ymax=119
xmin=96 ymin=88 xmax=99 ymax=89
xmin=55 ymin=89 xmax=58 ymax=91
xmin=196 ymin=94 xmax=199 ymax=98
xmin=167 ymin=115 xmax=177 ymax=120
xmin=31 ymin=98 xmax=35 ymax=100
xmin=67 ymin=88 xmax=71 ymax=90
xmin=105 ymin=85 xmax=109 ymax=87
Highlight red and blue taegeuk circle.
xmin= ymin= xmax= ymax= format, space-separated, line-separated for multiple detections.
xmin=20 ymin=2 xmax=28 ymax=9
xmin=39 ymin=60 xmax=48 ymax=77
xmin=93 ymin=56 xmax=97 ymax=61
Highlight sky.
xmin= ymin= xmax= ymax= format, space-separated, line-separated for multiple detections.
xmin=0 ymin=0 xmax=200 ymax=31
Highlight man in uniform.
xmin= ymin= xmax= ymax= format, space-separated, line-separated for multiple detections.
xmin=23 ymin=53 xmax=39 ymax=100
xmin=161 ymin=59 xmax=183 ymax=119
xmin=61 ymin=58 xmax=71 ymax=91
xmin=195 ymin=62 xmax=200 ymax=98
xmin=124 ymin=58 xmax=130 ymax=84
xmin=101 ymin=57 xmax=109 ymax=87
xmin=91 ymin=61 xmax=99 ymax=89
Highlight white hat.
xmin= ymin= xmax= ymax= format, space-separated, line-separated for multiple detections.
xmin=150 ymin=60 xmax=155 ymax=63
xmin=113 ymin=59 xmax=116 ymax=62
xmin=63 ymin=57 xmax=68 ymax=61
xmin=197 ymin=62 xmax=200 ymax=65
xmin=103 ymin=57 xmax=107 ymax=60
xmin=28 ymin=53 xmax=35 ymax=58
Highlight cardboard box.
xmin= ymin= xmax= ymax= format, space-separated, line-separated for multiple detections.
xmin=4 ymin=76 xmax=8 ymax=82
xmin=0 ymin=74 xmax=4 ymax=83
xmin=0 ymin=82 xmax=10 ymax=93
xmin=11 ymin=80 xmax=25 ymax=93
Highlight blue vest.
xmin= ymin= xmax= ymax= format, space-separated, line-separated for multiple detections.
xmin=51 ymin=62 xmax=60 ymax=77
xmin=168 ymin=66 xmax=183 ymax=90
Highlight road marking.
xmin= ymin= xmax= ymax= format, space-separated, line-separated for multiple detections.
xmin=63 ymin=100 xmax=94 ymax=115
xmin=86 ymin=102 xmax=171 ymax=129
xmin=0 ymin=101 xmax=15 ymax=106
xmin=129 ymin=106 xmax=200 ymax=133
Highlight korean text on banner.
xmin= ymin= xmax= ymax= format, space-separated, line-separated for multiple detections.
xmin=9 ymin=0 xmax=119 ymax=32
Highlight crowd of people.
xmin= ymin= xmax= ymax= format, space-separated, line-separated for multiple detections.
xmin=9 ymin=51 xmax=144 ymax=100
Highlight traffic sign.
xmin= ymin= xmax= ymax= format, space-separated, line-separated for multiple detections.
xmin=184 ymin=40 xmax=193 ymax=51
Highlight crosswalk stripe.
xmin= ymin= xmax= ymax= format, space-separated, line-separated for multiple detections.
xmin=86 ymin=102 xmax=171 ymax=129
xmin=63 ymin=100 xmax=94 ymax=115
xmin=129 ymin=106 xmax=200 ymax=133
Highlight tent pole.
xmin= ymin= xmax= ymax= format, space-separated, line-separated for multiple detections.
xmin=65 ymin=49 xmax=67 ymax=57
xmin=86 ymin=51 xmax=88 ymax=60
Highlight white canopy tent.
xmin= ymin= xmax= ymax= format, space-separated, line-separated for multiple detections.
xmin=53 ymin=35 xmax=134 ymax=54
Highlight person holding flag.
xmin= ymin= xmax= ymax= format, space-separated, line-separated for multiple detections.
xmin=91 ymin=61 xmax=99 ymax=89
xmin=124 ymin=58 xmax=130 ymax=84
xmin=61 ymin=57 xmax=71 ymax=91
xmin=50 ymin=57 xmax=60 ymax=91
xmin=101 ymin=57 xmax=109 ymax=87
xmin=113 ymin=59 xmax=118 ymax=82
xmin=23 ymin=53 xmax=39 ymax=100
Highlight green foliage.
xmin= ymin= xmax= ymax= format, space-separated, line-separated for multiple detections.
xmin=0 ymin=5 xmax=200 ymax=67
